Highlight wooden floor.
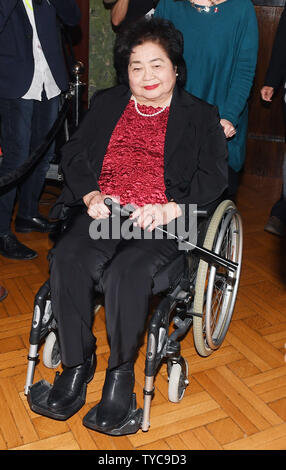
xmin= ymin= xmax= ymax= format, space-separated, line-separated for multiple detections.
xmin=0 ymin=174 xmax=286 ymax=451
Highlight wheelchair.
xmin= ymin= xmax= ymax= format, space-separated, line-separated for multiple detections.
xmin=24 ymin=198 xmax=242 ymax=435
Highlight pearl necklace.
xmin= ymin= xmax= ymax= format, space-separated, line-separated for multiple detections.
xmin=189 ymin=0 xmax=218 ymax=13
xmin=133 ymin=96 xmax=167 ymax=117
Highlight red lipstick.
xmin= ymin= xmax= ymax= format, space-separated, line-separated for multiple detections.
xmin=144 ymin=84 xmax=159 ymax=90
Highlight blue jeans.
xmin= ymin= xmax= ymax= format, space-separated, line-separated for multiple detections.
xmin=0 ymin=91 xmax=60 ymax=234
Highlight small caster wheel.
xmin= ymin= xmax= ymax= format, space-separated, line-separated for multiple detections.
xmin=168 ymin=358 xmax=189 ymax=403
xmin=43 ymin=331 xmax=61 ymax=369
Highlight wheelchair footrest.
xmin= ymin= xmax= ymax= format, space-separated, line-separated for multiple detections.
xmin=83 ymin=394 xmax=143 ymax=436
xmin=27 ymin=379 xmax=87 ymax=421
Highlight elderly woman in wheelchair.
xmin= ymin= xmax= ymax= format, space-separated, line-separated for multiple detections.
xmin=25 ymin=17 xmax=242 ymax=436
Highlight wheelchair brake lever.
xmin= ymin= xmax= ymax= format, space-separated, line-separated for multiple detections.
xmin=155 ymin=227 xmax=238 ymax=273
xmin=192 ymin=245 xmax=238 ymax=272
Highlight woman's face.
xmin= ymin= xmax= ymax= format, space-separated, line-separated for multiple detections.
xmin=128 ymin=41 xmax=177 ymax=107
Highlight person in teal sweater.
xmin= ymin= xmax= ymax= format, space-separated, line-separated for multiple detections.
xmin=155 ymin=0 xmax=258 ymax=198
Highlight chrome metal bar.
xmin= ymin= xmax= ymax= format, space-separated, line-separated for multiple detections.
xmin=141 ymin=375 xmax=154 ymax=432
xmin=24 ymin=344 xmax=39 ymax=395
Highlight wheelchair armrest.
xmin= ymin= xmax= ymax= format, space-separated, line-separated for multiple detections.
xmin=192 ymin=209 xmax=208 ymax=218
xmin=193 ymin=194 xmax=224 ymax=220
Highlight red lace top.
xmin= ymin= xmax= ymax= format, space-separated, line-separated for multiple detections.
xmin=98 ymin=99 xmax=170 ymax=207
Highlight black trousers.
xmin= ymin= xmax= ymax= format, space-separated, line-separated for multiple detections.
xmin=0 ymin=91 xmax=59 ymax=233
xmin=49 ymin=212 xmax=179 ymax=369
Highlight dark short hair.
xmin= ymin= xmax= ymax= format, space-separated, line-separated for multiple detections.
xmin=113 ymin=17 xmax=187 ymax=88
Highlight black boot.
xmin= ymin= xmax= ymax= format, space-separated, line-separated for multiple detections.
xmin=47 ymin=354 xmax=96 ymax=413
xmin=28 ymin=354 xmax=96 ymax=420
xmin=83 ymin=362 xmax=142 ymax=435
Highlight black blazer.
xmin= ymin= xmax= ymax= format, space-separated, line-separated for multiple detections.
xmin=0 ymin=0 xmax=80 ymax=99
xmin=264 ymin=6 xmax=286 ymax=90
xmin=51 ymin=84 xmax=228 ymax=218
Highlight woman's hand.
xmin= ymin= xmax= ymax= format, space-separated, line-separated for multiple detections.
xmin=130 ymin=202 xmax=182 ymax=231
xmin=83 ymin=191 xmax=118 ymax=219
xmin=220 ymin=119 xmax=236 ymax=138
xmin=260 ymin=86 xmax=274 ymax=102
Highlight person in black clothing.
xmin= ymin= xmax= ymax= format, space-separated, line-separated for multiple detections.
xmin=109 ymin=0 xmax=158 ymax=31
xmin=261 ymin=5 xmax=286 ymax=237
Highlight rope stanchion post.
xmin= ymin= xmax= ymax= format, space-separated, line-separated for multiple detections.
xmin=70 ymin=61 xmax=86 ymax=129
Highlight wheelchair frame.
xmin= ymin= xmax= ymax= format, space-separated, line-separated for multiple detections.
xmin=24 ymin=199 xmax=243 ymax=435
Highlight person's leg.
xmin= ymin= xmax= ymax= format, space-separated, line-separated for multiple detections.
xmin=268 ymin=107 xmax=286 ymax=230
xmin=49 ymin=212 xmax=121 ymax=367
xmin=84 ymin=237 xmax=179 ymax=432
xmin=0 ymin=97 xmax=33 ymax=233
xmin=0 ymin=97 xmax=37 ymax=259
xmin=264 ymin=192 xmax=286 ymax=236
xmin=264 ymin=95 xmax=286 ymax=236
xmin=270 ymin=195 xmax=286 ymax=224
xmin=46 ymin=212 xmax=122 ymax=416
xmin=103 ymin=238 xmax=179 ymax=368
xmin=17 ymin=93 xmax=59 ymax=219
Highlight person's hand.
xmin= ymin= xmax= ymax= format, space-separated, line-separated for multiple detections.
xmin=83 ymin=191 xmax=119 ymax=219
xmin=220 ymin=119 xmax=236 ymax=138
xmin=130 ymin=202 xmax=182 ymax=231
xmin=260 ymin=86 xmax=274 ymax=102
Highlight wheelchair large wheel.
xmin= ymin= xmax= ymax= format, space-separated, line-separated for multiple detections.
xmin=192 ymin=200 xmax=243 ymax=356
